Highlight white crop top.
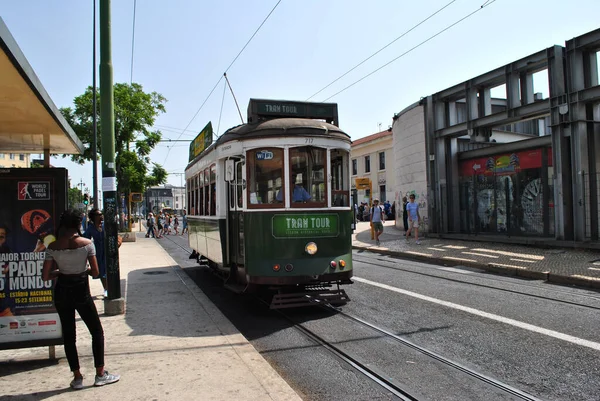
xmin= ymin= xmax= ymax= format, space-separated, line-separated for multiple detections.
xmin=44 ymin=243 xmax=96 ymax=275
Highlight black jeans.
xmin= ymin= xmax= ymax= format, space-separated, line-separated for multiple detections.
xmin=54 ymin=275 xmax=105 ymax=372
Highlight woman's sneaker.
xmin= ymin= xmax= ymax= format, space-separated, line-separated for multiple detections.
xmin=70 ymin=377 xmax=84 ymax=390
xmin=94 ymin=371 xmax=120 ymax=386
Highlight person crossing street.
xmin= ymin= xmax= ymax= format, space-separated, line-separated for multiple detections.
xmin=370 ymin=199 xmax=385 ymax=246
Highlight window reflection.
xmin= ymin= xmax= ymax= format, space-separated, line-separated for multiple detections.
xmin=289 ymin=146 xmax=326 ymax=207
xmin=247 ymin=148 xmax=284 ymax=208
xmin=331 ymin=149 xmax=349 ymax=206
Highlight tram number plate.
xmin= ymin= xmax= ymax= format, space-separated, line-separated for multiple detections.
xmin=272 ymin=214 xmax=339 ymax=238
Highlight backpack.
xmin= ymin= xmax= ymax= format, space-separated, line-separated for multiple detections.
xmin=371 ymin=205 xmax=384 ymax=217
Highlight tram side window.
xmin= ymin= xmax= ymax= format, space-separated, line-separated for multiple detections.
xmin=188 ymin=178 xmax=193 ymax=215
xmin=289 ymin=146 xmax=326 ymax=207
xmin=210 ymin=164 xmax=216 ymax=216
xmin=331 ymin=149 xmax=350 ymax=207
xmin=196 ymin=171 xmax=204 ymax=216
xmin=203 ymin=168 xmax=210 ymax=216
xmin=247 ymin=148 xmax=284 ymax=208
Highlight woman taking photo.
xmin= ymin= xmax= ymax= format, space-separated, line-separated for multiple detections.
xmin=43 ymin=210 xmax=120 ymax=390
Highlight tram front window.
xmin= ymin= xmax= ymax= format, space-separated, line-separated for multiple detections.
xmin=331 ymin=149 xmax=350 ymax=207
xmin=247 ymin=148 xmax=284 ymax=208
xmin=289 ymin=146 xmax=326 ymax=207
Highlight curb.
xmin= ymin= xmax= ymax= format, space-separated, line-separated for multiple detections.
xmin=352 ymin=245 xmax=600 ymax=290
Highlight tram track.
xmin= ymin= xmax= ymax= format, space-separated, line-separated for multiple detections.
xmin=353 ymin=253 xmax=600 ymax=311
xmin=319 ymin=304 xmax=542 ymax=401
xmin=263 ymin=298 xmax=542 ymax=401
xmin=161 ymin=234 xmax=544 ymax=400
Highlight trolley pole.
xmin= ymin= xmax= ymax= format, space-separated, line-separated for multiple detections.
xmin=100 ymin=0 xmax=124 ymax=314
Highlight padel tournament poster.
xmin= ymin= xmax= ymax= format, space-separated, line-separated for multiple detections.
xmin=0 ymin=168 xmax=67 ymax=349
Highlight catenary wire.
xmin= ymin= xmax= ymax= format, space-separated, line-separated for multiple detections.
xmin=216 ymin=79 xmax=227 ymax=137
xmin=162 ymin=0 xmax=283 ymax=165
xmin=306 ymin=0 xmax=458 ymax=101
xmin=322 ymin=0 xmax=498 ymax=102
xmin=130 ymin=0 xmax=137 ymax=84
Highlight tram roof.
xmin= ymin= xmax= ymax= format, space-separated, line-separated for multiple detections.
xmin=0 ymin=18 xmax=83 ymax=154
xmin=186 ymin=118 xmax=351 ymax=169
xmin=217 ymin=118 xmax=350 ymax=144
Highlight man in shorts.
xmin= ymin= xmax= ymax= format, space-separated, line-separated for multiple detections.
xmin=405 ymin=194 xmax=421 ymax=244
xmin=370 ymin=199 xmax=385 ymax=246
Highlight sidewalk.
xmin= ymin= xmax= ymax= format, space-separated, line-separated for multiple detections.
xmin=0 ymin=232 xmax=301 ymax=401
xmin=353 ymin=221 xmax=600 ymax=289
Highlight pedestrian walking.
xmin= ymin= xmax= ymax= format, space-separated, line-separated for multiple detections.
xmin=405 ymin=194 xmax=421 ymax=244
xmin=370 ymin=198 xmax=385 ymax=246
xmin=145 ymin=213 xmax=156 ymax=238
xmin=181 ymin=210 xmax=188 ymax=235
xmin=42 ymin=209 xmax=120 ymax=390
xmin=402 ymin=196 xmax=409 ymax=232
xmin=173 ymin=215 xmax=179 ymax=235
xmin=82 ymin=209 xmax=107 ymax=297
xmin=157 ymin=213 xmax=164 ymax=238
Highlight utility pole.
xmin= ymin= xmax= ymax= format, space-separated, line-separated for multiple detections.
xmin=100 ymin=0 xmax=124 ymax=314
xmin=92 ymin=0 xmax=99 ymax=209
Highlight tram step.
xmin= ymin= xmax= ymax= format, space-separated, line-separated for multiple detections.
xmin=270 ymin=289 xmax=350 ymax=309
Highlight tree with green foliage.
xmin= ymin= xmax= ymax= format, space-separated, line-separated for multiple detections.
xmin=67 ymin=185 xmax=84 ymax=210
xmin=61 ymin=83 xmax=168 ymax=225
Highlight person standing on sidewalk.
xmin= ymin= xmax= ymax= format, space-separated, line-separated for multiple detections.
xmin=83 ymin=209 xmax=107 ymax=297
xmin=405 ymin=194 xmax=420 ymax=244
xmin=402 ymin=196 xmax=409 ymax=233
xmin=42 ymin=210 xmax=120 ymax=390
xmin=370 ymin=198 xmax=385 ymax=246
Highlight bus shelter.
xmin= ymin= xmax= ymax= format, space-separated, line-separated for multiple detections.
xmin=0 ymin=17 xmax=83 ymax=351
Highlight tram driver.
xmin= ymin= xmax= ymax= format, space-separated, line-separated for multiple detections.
xmin=276 ymin=174 xmax=312 ymax=203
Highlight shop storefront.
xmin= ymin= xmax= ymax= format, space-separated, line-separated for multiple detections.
xmin=458 ymin=147 xmax=554 ymax=236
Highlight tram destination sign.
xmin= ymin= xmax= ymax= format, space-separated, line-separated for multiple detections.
xmin=189 ymin=122 xmax=213 ymax=162
xmin=272 ymin=214 xmax=339 ymax=238
xmin=248 ymin=99 xmax=339 ymax=126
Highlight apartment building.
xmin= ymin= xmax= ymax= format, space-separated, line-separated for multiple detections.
xmin=350 ymin=129 xmax=396 ymax=206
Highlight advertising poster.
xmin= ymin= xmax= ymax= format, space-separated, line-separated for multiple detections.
xmin=0 ymin=168 xmax=67 ymax=349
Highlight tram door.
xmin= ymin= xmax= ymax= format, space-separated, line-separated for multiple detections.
xmin=227 ymin=158 xmax=245 ymax=265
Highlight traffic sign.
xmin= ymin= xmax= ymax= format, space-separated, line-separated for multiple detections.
xmin=130 ymin=192 xmax=143 ymax=203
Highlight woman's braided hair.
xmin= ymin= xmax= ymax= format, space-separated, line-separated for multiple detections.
xmin=57 ymin=209 xmax=83 ymax=237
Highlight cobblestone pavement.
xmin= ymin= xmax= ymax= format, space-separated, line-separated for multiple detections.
xmin=352 ymin=221 xmax=600 ymax=289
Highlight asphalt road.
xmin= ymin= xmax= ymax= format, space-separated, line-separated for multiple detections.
xmin=158 ymin=235 xmax=600 ymax=401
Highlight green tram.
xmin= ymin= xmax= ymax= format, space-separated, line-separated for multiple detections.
xmin=185 ymin=99 xmax=354 ymax=308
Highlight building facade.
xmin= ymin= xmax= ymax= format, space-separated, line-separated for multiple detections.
xmin=350 ymin=129 xmax=396 ymax=206
xmin=391 ymin=27 xmax=600 ymax=243
xmin=0 ymin=152 xmax=30 ymax=168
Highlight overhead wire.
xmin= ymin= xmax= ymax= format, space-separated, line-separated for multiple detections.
xmin=306 ymin=0 xmax=458 ymax=101
xmin=161 ymin=0 xmax=283 ymax=166
xmin=130 ymin=0 xmax=137 ymax=84
xmin=216 ymin=79 xmax=227 ymax=137
xmin=321 ymin=0 xmax=498 ymax=102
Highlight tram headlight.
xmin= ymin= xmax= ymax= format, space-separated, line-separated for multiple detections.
xmin=339 ymin=260 xmax=346 ymax=269
xmin=273 ymin=264 xmax=281 ymax=272
xmin=305 ymin=242 xmax=318 ymax=255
